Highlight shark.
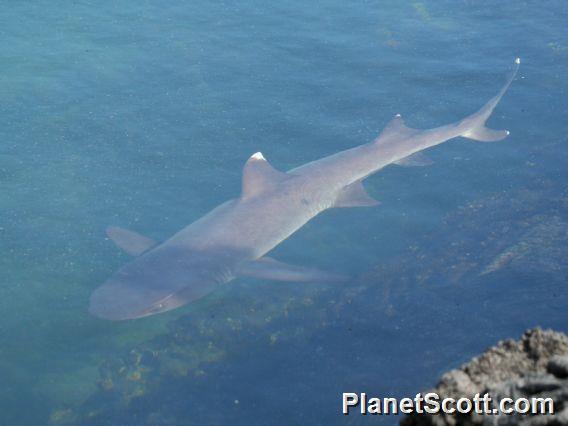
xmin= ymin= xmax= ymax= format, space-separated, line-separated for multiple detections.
xmin=89 ymin=59 xmax=520 ymax=320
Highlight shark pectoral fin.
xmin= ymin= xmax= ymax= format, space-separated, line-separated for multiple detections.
xmin=393 ymin=152 xmax=434 ymax=167
xmin=241 ymin=152 xmax=292 ymax=199
xmin=106 ymin=226 xmax=158 ymax=256
xmin=334 ymin=181 xmax=380 ymax=208
xmin=238 ymin=257 xmax=349 ymax=283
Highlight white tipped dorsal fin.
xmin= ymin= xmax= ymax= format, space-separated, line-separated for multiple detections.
xmin=241 ymin=152 xmax=290 ymax=199
xmin=250 ymin=151 xmax=265 ymax=161
xmin=374 ymin=114 xmax=420 ymax=145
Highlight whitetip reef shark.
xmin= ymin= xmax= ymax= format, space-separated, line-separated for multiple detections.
xmin=90 ymin=59 xmax=520 ymax=320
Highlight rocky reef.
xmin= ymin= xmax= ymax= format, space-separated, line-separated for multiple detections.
xmin=402 ymin=328 xmax=568 ymax=425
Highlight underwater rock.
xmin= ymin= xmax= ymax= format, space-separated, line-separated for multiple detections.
xmin=401 ymin=328 xmax=568 ymax=425
xmin=428 ymin=192 xmax=567 ymax=286
xmin=547 ymin=355 xmax=568 ymax=379
xmin=360 ymin=183 xmax=568 ymax=318
xmin=479 ymin=215 xmax=568 ymax=277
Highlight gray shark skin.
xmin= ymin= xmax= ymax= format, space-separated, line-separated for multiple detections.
xmin=89 ymin=59 xmax=520 ymax=320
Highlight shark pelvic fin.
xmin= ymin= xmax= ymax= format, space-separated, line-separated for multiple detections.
xmin=334 ymin=181 xmax=380 ymax=208
xmin=238 ymin=257 xmax=349 ymax=282
xmin=106 ymin=226 xmax=158 ymax=256
xmin=241 ymin=152 xmax=291 ymax=199
xmin=393 ymin=152 xmax=434 ymax=167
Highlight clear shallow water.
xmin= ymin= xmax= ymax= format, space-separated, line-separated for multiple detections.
xmin=1 ymin=1 xmax=567 ymax=424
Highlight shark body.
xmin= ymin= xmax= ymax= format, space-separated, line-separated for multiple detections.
xmin=90 ymin=59 xmax=520 ymax=320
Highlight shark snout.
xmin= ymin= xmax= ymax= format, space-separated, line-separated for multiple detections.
xmin=88 ymin=277 xmax=172 ymax=320
xmin=89 ymin=283 xmax=141 ymax=320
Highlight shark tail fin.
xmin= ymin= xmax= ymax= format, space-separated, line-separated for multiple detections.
xmin=461 ymin=58 xmax=520 ymax=143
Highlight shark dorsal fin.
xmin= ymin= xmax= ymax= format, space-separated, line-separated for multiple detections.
xmin=241 ymin=152 xmax=290 ymax=199
xmin=375 ymin=114 xmax=420 ymax=144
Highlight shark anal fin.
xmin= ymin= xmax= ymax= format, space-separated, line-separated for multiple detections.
xmin=393 ymin=152 xmax=434 ymax=167
xmin=106 ymin=226 xmax=158 ymax=256
xmin=238 ymin=257 xmax=349 ymax=283
xmin=334 ymin=181 xmax=380 ymax=208
xmin=241 ymin=152 xmax=291 ymax=199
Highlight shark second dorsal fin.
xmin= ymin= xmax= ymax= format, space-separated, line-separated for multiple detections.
xmin=106 ymin=226 xmax=158 ymax=256
xmin=334 ymin=181 xmax=380 ymax=208
xmin=241 ymin=152 xmax=290 ymax=199
xmin=374 ymin=114 xmax=420 ymax=145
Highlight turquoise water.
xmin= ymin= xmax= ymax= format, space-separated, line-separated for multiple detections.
xmin=1 ymin=1 xmax=567 ymax=424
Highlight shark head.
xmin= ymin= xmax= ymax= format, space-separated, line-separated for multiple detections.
xmin=89 ymin=283 xmax=168 ymax=320
xmin=89 ymin=272 xmax=187 ymax=320
xmin=89 ymin=246 xmax=237 ymax=320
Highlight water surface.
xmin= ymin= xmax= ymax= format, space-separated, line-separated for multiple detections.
xmin=1 ymin=1 xmax=567 ymax=424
